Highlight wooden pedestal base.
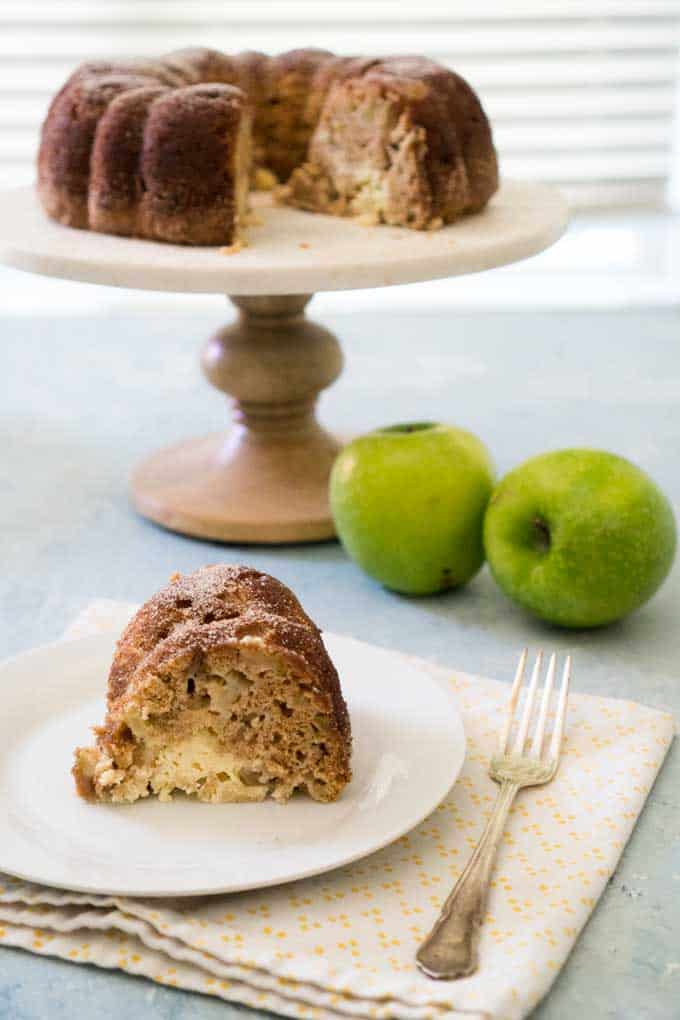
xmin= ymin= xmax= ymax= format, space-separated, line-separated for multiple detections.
xmin=131 ymin=295 xmax=343 ymax=544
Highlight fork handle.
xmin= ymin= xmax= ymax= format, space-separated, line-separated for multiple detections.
xmin=416 ymin=780 xmax=519 ymax=980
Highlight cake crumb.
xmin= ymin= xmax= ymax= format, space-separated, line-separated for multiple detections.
xmin=273 ymin=184 xmax=291 ymax=206
xmin=299 ymin=242 xmax=311 ymax=249
xmin=357 ymin=212 xmax=380 ymax=227
xmin=220 ymin=239 xmax=248 ymax=255
xmin=254 ymin=167 xmax=279 ymax=191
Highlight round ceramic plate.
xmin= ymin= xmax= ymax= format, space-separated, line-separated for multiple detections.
xmin=0 ymin=181 xmax=568 ymax=294
xmin=0 ymin=632 xmax=465 ymax=897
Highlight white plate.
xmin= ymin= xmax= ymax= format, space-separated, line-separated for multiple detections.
xmin=0 ymin=632 xmax=465 ymax=897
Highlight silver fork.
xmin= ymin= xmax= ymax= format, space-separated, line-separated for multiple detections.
xmin=416 ymin=649 xmax=571 ymax=980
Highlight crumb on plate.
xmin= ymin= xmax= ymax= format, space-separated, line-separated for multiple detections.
xmin=219 ymin=239 xmax=248 ymax=255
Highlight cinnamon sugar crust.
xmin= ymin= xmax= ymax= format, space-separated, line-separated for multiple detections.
xmin=73 ymin=565 xmax=351 ymax=805
xmin=38 ymin=47 xmax=498 ymax=244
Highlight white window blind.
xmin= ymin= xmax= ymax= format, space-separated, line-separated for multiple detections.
xmin=1 ymin=0 xmax=679 ymax=208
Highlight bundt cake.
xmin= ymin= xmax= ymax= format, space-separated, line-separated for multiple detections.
xmin=72 ymin=565 xmax=351 ymax=804
xmin=38 ymin=48 xmax=498 ymax=245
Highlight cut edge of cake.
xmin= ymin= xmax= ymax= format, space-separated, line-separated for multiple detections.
xmin=72 ymin=565 xmax=352 ymax=805
xmin=283 ymin=61 xmax=498 ymax=229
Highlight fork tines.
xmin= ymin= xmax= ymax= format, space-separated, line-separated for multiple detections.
xmin=498 ymin=649 xmax=571 ymax=761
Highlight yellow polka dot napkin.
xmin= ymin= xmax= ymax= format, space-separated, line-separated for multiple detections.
xmin=0 ymin=602 xmax=674 ymax=1020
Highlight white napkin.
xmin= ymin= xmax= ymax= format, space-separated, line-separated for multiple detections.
xmin=0 ymin=601 xmax=674 ymax=1020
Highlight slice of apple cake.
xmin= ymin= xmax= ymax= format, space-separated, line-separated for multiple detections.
xmin=73 ymin=565 xmax=351 ymax=804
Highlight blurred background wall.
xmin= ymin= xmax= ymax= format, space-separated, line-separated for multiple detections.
xmin=2 ymin=0 xmax=680 ymax=312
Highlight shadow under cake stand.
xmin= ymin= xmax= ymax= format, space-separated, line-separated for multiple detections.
xmin=0 ymin=181 xmax=568 ymax=544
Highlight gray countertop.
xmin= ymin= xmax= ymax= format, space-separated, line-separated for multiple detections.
xmin=0 ymin=303 xmax=678 ymax=1019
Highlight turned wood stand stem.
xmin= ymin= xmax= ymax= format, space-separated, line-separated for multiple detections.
xmin=131 ymin=294 xmax=344 ymax=544
xmin=0 ymin=182 xmax=569 ymax=545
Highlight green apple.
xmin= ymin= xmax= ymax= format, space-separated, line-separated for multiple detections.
xmin=484 ymin=449 xmax=676 ymax=628
xmin=330 ymin=422 xmax=494 ymax=595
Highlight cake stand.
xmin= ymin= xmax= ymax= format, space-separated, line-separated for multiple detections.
xmin=0 ymin=181 xmax=568 ymax=543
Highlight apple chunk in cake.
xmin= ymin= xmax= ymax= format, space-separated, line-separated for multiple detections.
xmin=73 ymin=565 xmax=351 ymax=804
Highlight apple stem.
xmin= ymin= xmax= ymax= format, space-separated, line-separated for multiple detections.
xmin=379 ymin=422 xmax=436 ymax=434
